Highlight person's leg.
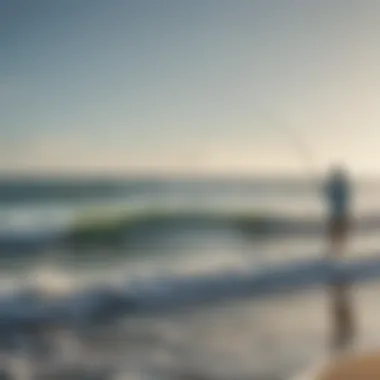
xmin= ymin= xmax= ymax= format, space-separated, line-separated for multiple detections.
xmin=330 ymin=221 xmax=346 ymax=258
xmin=328 ymin=219 xmax=354 ymax=353
xmin=330 ymin=282 xmax=355 ymax=353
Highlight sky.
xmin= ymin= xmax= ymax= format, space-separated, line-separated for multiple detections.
xmin=1 ymin=0 xmax=380 ymax=176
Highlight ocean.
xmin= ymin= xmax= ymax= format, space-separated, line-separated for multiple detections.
xmin=1 ymin=176 xmax=380 ymax=380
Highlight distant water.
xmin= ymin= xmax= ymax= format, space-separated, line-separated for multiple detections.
xmin=1 ymin=177 xmax=380 ymax=379
xmin=1 ymin=175 xmax=380 ymax=245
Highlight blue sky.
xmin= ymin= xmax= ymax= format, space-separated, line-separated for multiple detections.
xmin=1 ymin=0 xmax=380 ymax=175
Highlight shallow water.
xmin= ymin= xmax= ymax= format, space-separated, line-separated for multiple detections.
xmin=5 ymin=282 xmax=380 ymax=380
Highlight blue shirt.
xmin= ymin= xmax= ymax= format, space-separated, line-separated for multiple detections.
xmin=326 ymin=176 xmax=350 ymax=219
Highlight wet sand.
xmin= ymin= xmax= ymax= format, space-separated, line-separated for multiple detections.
xmin=317 ymin=351 xmax=380 ymax=380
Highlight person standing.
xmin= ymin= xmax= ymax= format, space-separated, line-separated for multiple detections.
xmin=325 ymin=165 xmax=354 ymax=352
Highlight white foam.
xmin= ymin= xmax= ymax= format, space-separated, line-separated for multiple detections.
xmin=24 ymin=264 xmax=77 ymax=300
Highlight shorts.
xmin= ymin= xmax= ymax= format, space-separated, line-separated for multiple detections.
xmin=329 ymin=216 xmax=349 ymax=241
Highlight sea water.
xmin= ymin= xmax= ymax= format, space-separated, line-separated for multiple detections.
xmin=0 ymin=177 xmax=380 ymax=379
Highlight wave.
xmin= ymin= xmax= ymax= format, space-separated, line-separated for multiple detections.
xmin=1 ymin=254 xmax=380 ymax=334
xmin=63 ymin=208 xmax=380 ymax=247
xmin=1 ymin=207 xmax=380 ymax=252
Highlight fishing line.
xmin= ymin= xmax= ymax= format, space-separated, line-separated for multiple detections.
xmin=257 ymin=110 xmax=322 ymax=184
